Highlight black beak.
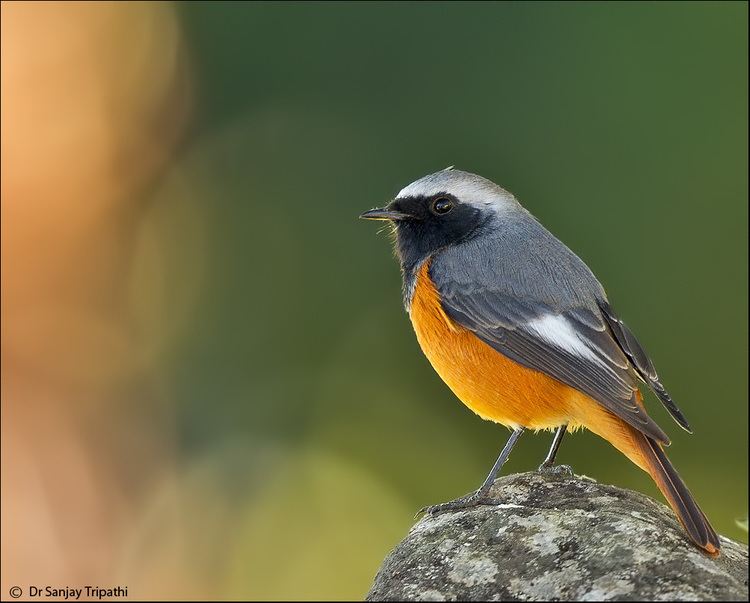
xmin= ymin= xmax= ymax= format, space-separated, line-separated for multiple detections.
xmin=359 ymin=208 xmax=413 ymax=221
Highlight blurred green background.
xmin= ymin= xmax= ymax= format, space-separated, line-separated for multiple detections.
xmin=2 ymin=1 xmax=747 ymax=601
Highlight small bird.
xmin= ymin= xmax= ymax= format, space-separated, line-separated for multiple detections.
xmin=360 ymin=168 xmax=720 ymax=555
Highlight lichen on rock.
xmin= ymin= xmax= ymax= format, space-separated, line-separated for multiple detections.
xmin=367 ymin=471 xmax=748 ymax=601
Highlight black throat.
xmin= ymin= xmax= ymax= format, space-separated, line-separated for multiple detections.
xmin=389 ymin=194 xmax=488 ymax=308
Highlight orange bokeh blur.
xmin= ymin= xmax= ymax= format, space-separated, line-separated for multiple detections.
xmin=2 ymin=1 xmax=190 ymax=594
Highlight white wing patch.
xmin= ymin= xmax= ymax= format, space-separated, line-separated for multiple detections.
xmin=525 ymin=314 xmax=602 ymax=364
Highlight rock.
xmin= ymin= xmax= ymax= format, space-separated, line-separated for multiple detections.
xmin=367 ymin=471 xmax=748 ymax=601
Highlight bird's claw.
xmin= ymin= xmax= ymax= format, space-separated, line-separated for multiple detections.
xmin=416 ymin=493 xmax=503 ymax=518
xmin=538 ymin=463 xmax=573 ymax=477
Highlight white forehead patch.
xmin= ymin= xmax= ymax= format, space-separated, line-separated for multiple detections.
xmin=396 ymin=169 xmax=519 ymax=213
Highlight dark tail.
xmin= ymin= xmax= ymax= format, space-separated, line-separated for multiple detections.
xmin=635 ymin=432 xmax=720 ymax=556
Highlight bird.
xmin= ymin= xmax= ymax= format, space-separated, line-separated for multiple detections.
xmin=360 ymin=168 xmax=720 ymax=556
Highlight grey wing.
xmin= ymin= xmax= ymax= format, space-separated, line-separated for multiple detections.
xmin=433 ymin=271 xmax=672 ymax=445
xmin=598 ymin=301 xmax=691 ymax=432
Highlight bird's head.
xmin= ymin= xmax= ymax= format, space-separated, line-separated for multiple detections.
xmin=360 ymin=168 xmax=520 ymax=270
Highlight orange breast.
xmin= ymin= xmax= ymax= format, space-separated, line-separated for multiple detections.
xmin=409 ymin=261 xmax=581 ymax=430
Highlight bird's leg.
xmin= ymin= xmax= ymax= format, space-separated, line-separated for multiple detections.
xmin=538 ymin=424 xmax=573 ymax=476
xmin=419 ymin=428 xmax=524 ymax=516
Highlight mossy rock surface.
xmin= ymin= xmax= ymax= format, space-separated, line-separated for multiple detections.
xmin=367 ymin=471 xmax=749 ymax=601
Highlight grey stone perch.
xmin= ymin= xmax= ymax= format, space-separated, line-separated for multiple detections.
xmin=367 ymin=471 xmax=748 ymax=601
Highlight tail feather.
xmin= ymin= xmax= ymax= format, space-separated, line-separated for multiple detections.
xmin=571 ymin=391 xmax=720 ymax=555
xmin=635 ymin=432 xmax=720 ymax=556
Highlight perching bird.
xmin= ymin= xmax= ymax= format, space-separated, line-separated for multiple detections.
xmin=360 ymin=168 xmax=720 ymax=555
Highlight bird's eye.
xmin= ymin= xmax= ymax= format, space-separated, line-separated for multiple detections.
xmin=431 ymin=197 xmax=454 ymax=215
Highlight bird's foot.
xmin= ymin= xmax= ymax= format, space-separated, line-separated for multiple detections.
xmin=416 ymin=491 xmax=502 ymax=518
xmin=537 ymin=462 xmax=573 ymax=477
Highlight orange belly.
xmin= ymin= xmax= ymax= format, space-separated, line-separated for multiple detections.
xmin=409 ymin=261 xmax=591 ymax=431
